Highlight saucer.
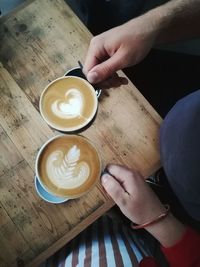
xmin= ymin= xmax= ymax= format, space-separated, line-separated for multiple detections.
xmin=34 ymin=176 xmax=69 ymax=204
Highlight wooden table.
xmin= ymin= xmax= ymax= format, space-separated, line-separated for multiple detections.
xmin=0 ymin=0 xmax=162 ymax=266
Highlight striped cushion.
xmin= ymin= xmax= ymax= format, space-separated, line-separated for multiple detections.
xmin=40 ymin=215 xmax=152 ymax=267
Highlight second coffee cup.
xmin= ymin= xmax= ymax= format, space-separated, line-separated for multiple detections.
xmin=35 ymin=134 xmax=101 ymax=199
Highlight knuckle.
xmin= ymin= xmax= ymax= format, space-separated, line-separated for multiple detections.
xmin=119 ymin=196 xmax=128 ymax=207
xmin=129 ymin=170 xmax=140 ymax=181
xmin=118 ymin=192 xmax=130 ymax=207
xmin=127 ymin=172 xmax=136 ymax=181
xmin=90 ymin=36 xmax=98 ymax=46
xmin=101 ymin=64 xmax=111 ymax=75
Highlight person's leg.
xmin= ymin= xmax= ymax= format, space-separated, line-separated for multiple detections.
xmin=160 ymin=90 xmax=200 ymax=230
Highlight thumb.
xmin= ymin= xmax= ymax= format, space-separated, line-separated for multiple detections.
xmin=101 ymin=173 xmax=129 ymax=207
xmin=87 ymin=51 xmax=124 ymax=84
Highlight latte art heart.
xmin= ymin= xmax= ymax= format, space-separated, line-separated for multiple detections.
xmin=51 ymin=88 xmax=84 ymax=119
xmin=46 ymin=145 xmax=90 ymax=189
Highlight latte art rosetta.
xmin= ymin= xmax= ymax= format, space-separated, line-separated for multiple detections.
xmin=51 ymin=88 xmax=84 ymax=119
xmin=46 ymin=145 xmax=90 ymax=189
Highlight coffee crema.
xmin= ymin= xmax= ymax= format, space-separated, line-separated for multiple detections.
xmin=36 ymin=135 xmax=101 ymax=198
xmin=40 ymin=76 xmax=98 ymax=132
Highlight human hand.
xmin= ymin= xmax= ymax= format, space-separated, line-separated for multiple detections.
xmin=102 ymin=164 xmax=186 ymax=247
xmin=101 ymin=164 xmax=166 ymax=225
xmin=83 ymin=14 xmax=159 ymax=84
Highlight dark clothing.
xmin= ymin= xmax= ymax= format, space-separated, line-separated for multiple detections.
xmin=65 ymin=0 xmax=145 ymax=34
xmin=160 ymin=90 xmax=200 ymax=221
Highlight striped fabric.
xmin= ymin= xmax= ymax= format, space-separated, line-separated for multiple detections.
xmin=40 ymin=215 xmax=152 ymax=267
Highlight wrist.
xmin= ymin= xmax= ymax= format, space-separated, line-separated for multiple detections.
xmin=145 ymin=213 xmax=186 ymax=247
xmin=131 ymin=204 xmax=170 ymax=230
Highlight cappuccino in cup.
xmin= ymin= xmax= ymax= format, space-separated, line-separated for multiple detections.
xmin=40 ymin=76 xmax=98 ymax=132
xmin=35 ymin=135 xmax=101 ymax=198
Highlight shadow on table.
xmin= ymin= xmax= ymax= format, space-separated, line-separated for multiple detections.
xmin=124 ymin=49 xmax=200 ymax=118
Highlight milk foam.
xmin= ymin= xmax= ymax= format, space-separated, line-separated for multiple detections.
xmin=46 ymin=145 xmax=90 ymax=189
xmin=51 ymin=88 xmax=84 ymax=119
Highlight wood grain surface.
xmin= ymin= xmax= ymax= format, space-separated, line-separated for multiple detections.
xmin=0 ymin=0 xmax=162 ymax=266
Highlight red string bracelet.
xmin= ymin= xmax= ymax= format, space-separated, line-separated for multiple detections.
xmin=131 ymin=204 xmax=170 ymax=230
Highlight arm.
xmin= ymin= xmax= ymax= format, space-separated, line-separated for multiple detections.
xmin=151 ymin=0 xmax=200 ymax=44
xmin=84 ymin=0 xmax=200 ymax=84
xmin=101 ymin=164 xmax=200 ymax=266
xmin=161 ymin=227 xmax=200 ymax=267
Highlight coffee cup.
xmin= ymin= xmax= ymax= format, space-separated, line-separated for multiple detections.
xmin=40 ymin=76 xmax=98 ymax=132
xmin=35 ymin=134 xmax=101 ymax=199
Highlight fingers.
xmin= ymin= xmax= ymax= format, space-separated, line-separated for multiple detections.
xmin=106 ymin=164 xmax=140 ymax=194
xmin=106 ymin=164 xmax=133 ymax=180
xmin=86 ymin=51 xmax=124 ymax=84
xmin=101 ymin=173 xmax=129 ymax=207
xmin=83 ymin=52 xmax=100 ymax=79
xmin=83 ymin=36 xmax=106 ymax=76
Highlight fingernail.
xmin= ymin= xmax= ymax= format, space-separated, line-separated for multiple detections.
xmin=87 ymin=71 xmax=98 ymax=83
xmin=101 ymin=170 xmax=109 ymax=176
xmin=101 ymin=174 xmax=109 ymax=184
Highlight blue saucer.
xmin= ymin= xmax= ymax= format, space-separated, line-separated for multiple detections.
xmin=34 ymin=176 xmax=68 ymax=204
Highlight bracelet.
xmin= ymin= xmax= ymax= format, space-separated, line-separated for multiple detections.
xmin=131 ymin=204 xmax=170 ymax=230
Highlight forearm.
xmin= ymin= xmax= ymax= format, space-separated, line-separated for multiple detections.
xmin=145 ymin=214 xmax=200 ymax=267
xmin=146 ymin=0 xmax=200 ymax=44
